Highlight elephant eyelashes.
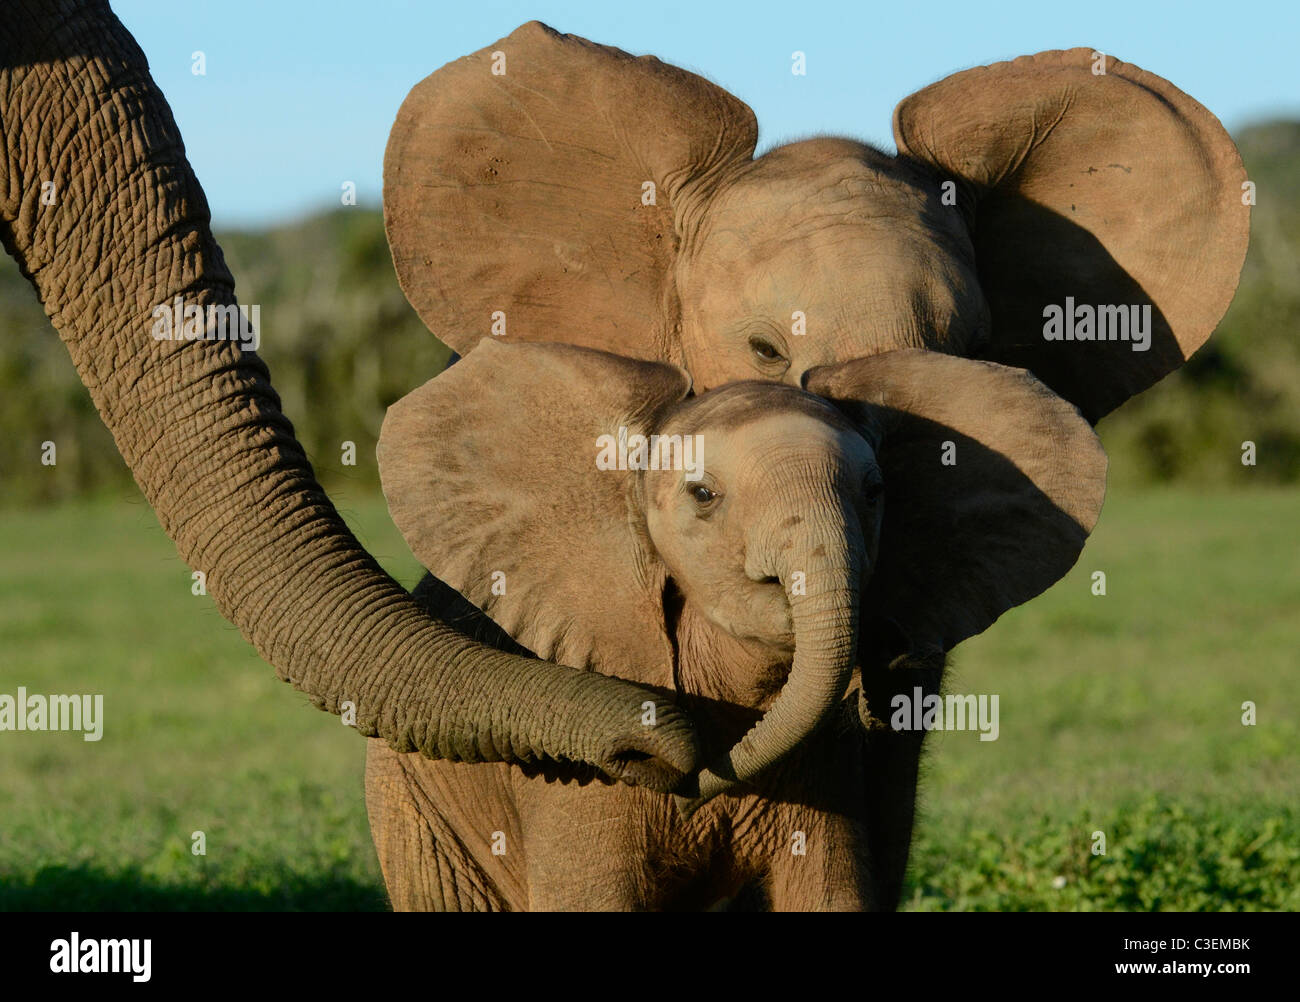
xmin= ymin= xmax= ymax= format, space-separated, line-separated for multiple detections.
xmin=690 ymin=484 xmax=720 ymax=509
xmin=748 ymin=336 xmax=789 ymax=369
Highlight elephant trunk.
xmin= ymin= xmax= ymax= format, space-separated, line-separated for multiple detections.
xmin=679 ymin=512 xmax=863 ymax=814
xmin=0 ymin=0 xmax=696 ymax=790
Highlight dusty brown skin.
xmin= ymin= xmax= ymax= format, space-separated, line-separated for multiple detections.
xmin=372 ymin=25 xmax=1248 ymax=909
xmin=0 ymin=2 xmax=700 ymax=788
xmin=369 ymin=342 xmax=1107 ymax=910
xmin=386 ymin=23 xmax=1249 ymax=425
xmin=2 ymin=7 xmax=1247 ymax=909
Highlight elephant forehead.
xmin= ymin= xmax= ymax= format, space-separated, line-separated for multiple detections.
xmin=643 ymin=409 xmax=870 ymax=507
xmin=687 ymin=234 xmax=984 ymax=361
xmin=751 ymin=229 xmax=970 ymax=321
xmin=696 ymin=190 xmax=941 ymax=269
xmin=697 ymin=140 xmax=943 ymax=251
xmin=679 ymin=141 xmax=985 ymax=359
xmin=715 ymin=413 xmax=873 ymax=487
xmin=682 ymin=216 xmax=984 ymax=362
xmin=714 ymin=138 xmax=931 ymax=212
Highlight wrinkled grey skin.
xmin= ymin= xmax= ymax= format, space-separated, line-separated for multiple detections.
xmin=0 ymin=1 xmax=700 ymax=790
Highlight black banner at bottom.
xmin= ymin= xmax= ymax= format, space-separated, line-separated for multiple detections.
xmin=0 ymin=910 xmax=1291 ymax=988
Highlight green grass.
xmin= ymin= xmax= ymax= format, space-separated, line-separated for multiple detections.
xmin=0 ymin=485 xmax=422 ymax=911
xmin=0 ymin=487 xmax=1296 ymax=910
xmin=907 ymin=487 xmax=1300 ymax=910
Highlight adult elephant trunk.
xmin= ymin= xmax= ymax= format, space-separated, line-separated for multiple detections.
xmin=679 ymin=511 xmax=863 ymax=815
xmin=0 ymin=0 xmax=696 ymax=789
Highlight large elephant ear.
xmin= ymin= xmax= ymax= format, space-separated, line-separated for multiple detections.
xmin=894 ymin=49 xmax=1249 ymax=423
xmin=806 ymin=350 xmax=1107 ymax=654
xmin=378 ymin=339 xmax=691 ymax=687
xmin=384 ymin=21 xmax=757 ymax=362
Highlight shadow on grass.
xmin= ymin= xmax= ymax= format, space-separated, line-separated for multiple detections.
xmin=0 ymin=865 xmax=390 ymax=912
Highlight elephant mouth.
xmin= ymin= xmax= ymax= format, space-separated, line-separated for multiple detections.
xmin=703 ymin=577 xmax=795 ymax=652
xmin=674 ymin=517 xmax=863 ymax=818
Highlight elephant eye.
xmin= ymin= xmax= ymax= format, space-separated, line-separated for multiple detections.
xmin=690 ymin=485 xmax=717 ymax=506
xmin=748 ymin=336 xmax=787 ymax=365
xmin=862 ymin=474 xmax=884 ymax=503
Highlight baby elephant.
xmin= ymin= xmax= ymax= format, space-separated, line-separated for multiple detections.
xmin=369 ymin=340 xmax=1105 ymax=910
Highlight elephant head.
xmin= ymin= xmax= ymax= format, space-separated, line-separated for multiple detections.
xmin=0 ymin=1 xmax=701 ymax=790
xmin=385 ymin=22 xmax=1248 ymax=424
xmin=377 ymin=340 xmax=1107 ymax=811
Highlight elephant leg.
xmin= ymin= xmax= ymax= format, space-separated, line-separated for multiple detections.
xmin=857 ymin=651 xmax=945 ymax=910
xmin=763 ymin=814 xmax=873 ymax=912
xmin=512 ymin=782 xmax=665 ymax=911
xmin=364 ymin=740 xmax=522 ymax=911
xmin=857 ymin=726 xmax=927 ymax=910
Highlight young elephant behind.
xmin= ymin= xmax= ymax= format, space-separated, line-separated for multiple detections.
xmin=368 ymin=341 xmax=1106 ymax=910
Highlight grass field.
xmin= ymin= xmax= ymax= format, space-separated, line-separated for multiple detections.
xmin=1 ymin=486 xmax=1296 ymax=911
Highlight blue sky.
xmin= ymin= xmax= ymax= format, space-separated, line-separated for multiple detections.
xmin=115 ymin=0 xmax=1300 ymax=227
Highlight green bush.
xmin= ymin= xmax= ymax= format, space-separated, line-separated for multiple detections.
xmin=0 ymin=209 xmax=449 ymax=503
xmin=907 ymin=797 xmax=1300 ymax=911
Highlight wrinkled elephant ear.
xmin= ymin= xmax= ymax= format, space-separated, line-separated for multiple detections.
xmin=806 ymin=350 xmax=1107 ymax=654
xmin=378 ymin=339 xmax=691 ymax=687
xmin=384 ymin=21 xmax=758 ymax=362
xmin=893 ymin=49 xmax=1249 ymax=423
